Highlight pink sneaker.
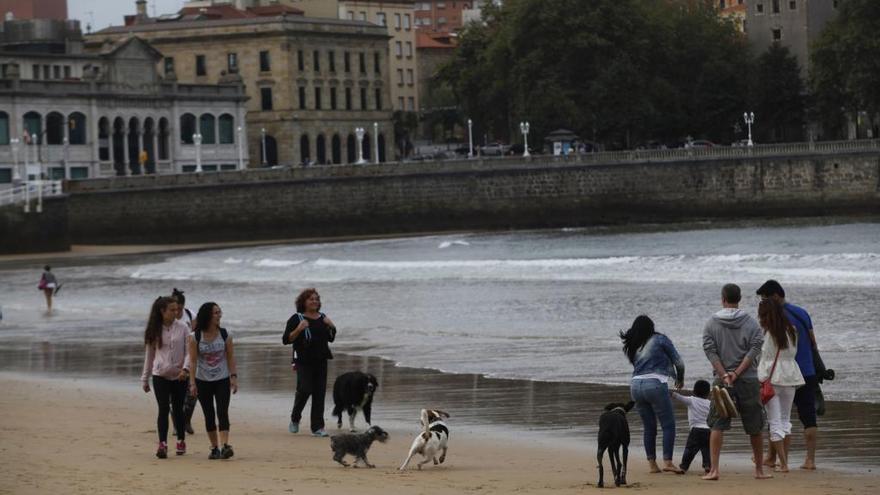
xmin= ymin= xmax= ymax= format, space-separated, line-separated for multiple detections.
xmin=176 ymin=440 xmax=186 ymax=455
xmin=156 ymin=441 xmax=168 ymax=459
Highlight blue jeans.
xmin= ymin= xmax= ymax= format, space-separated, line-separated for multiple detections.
xmin=630 ymin=378 xmax=676 ymax=461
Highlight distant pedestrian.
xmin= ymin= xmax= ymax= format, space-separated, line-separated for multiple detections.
xmin=171 ymin=288 xmax=197 ymax=435
xmin=672 ymin=379 xmax=711 ymax=473
xmin=756 ymin=298 xmax=804 ymax=473
xmin=141 ymin=296 xmax=190 ymax=459
xmin=620 ymin=315 xmax=686 ymax=474
xmin=283 ymin=288 xmax=337 ymax=437
xmin=187 ymin=302 xmax=238 ymax=460
xmin=701 ymin=283 xmax=769 ymax=481
xmin=37 ymin=265 xmax=58 ymax=312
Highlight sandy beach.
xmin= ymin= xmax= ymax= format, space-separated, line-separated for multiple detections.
xmin=1 ymin=373 xmax=876 ymax=495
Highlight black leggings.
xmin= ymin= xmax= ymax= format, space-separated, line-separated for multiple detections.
xmin=153 ymin=375 xmax=187 ymax=443
xmin=291 ymin=360 xmax=328 ymax=432
xmin=196 ymin=377 xmax=231 ymax=432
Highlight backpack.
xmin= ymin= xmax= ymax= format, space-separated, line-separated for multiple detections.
xmin=195 ymin=327 xmax=228 ymax=344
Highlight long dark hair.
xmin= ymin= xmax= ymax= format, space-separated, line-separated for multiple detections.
xmin=194 ymin=302 xmax=219 ymax=333
xmin=619 ymin=315 xmax=656 ymax=364
xmin=758 ymin=299 xmax=796 ymax=350
xmin=295 ymin=288 xmax=321 ymax=313
xmin=144 ymin=296 xmax=176 ymax=349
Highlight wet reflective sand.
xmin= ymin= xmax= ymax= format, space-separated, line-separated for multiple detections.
xmin=1 ymin=341 xmax=877 ymax=469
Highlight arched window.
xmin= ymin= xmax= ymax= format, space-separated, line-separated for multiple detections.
xmin=199 ymin=113 xmax=216 ymax=144
xmin=346 ymin=134 xmax=356 ymax=163
xmin=316 ymin=134 xmax=326 ymax=164
xmin=300 ymin=134 xmax=310 ymax=164
xmin=158 ymin=118 xmax=170 ymax=160
xmin=378 ymin=133 xmax=386 ymax=163
xmin=112 ymin=117 xmax=126 ymax=174
xmin=180 ymin=113 xmax=196 ymax=144
xmin=23 ymin=111 xmax=42 ymax=144
xmin=218 ymin=114 xmax=234 ymax=144
xmin=98 ymin=117 xmax=110 ymax=161
xmin=362 ymin=132 xmax=371 ymax=161
xmin=0 ymin=111 xmax=9 ymax=145
xmin=46 ymin=112 xmax=65 ymax=145
xmin=68 ymin=112 xmax=87 ymax=144
xmin=331 ymin=134 xmax=342 ymax=164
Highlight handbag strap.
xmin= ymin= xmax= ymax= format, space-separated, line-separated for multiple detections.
xmin=768 ymin=347 xmax=781 ymax=381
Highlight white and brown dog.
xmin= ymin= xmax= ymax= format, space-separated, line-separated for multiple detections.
xmin=399 ymin=409 xmax=450 ymax=470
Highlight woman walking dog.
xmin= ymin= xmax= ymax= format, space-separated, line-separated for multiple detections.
xmin=186 ymin=302 xmax=238 ymax=459
xmin=620 ymin=315 xmax=686 ymax=474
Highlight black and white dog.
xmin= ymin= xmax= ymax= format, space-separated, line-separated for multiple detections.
xmin=330 ymin=425 xmax=390 ymax=468
xmin=597 ymin=401 xmax=634 ymax=488
xmin=399 ymin=409 xmax=450 ymax=470
xmin=332 ymin=371 xmax=378 ymax=431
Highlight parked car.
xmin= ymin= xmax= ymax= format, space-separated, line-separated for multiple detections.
xmin=684 ymin=139 xmax=715 ymax=149
xmin=480 ymin=142 xmax=511 ymax=156
xmin=731 ymin=139 xmax=755 ymax=147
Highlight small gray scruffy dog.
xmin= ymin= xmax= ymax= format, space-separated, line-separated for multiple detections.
xmin=330 ymin=425 xmax=390 ymax=468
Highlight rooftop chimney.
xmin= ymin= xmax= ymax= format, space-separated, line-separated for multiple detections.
xmin=136 ymin=0 xmax=148 ymax=18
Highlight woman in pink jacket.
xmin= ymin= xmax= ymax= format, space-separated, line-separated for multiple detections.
xmin=141 ymin=296 xmax=191 ymax=459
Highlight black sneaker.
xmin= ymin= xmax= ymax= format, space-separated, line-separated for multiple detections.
xmin=221 ymin=444 xmax=234 ymax=459
xmin=185 ymin=422 xmax=195 ymax=435
xmin=209 ymin=447 xmax=222 ymax=460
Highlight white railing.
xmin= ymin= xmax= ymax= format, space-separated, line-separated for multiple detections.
xmin=0 ymin=180 xmax=64 ymax=210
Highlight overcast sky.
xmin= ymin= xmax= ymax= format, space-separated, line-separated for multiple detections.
xmin=69 ymin=0 xmax=185 ymax=32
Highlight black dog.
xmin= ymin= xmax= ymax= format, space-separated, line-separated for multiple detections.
xmin=332 ymin=371 xmax=378 ymax=431
xmin=330 ymin=425 xmax=390 ymax=468
xmin=597 ymin=401 xmax=634 ymax=488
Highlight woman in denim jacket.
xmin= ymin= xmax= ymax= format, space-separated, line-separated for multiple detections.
xmin=620 ymin=315 xmax=686 ymax=474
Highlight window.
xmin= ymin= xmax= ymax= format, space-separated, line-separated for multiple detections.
xmin=772 ymin=28 xmax=782 ymax=41
xmin=164 ymin=57 xmax=175 ymax=75
xmin=406 ymin=69 xmax=414 ymax=85
xmin=200 ymin=114 xmax=216 ymax=144
xmin=314 ymin=87 xmax=322 ymax=110
xmin=298 ymin=50 xmax=305 ymax=71
xmin=398 ymin=97 xmax=404 ymax=109
xmin=344 ymin=52 xmax=351 ymax=72
xmin=377 ymin=12 xmax=387 ymax=26
xmin=227 ymin=52 xmax=238 ymax=72
xmin=404 ymin=14 xmax=411 ymax=30
xmin=395 ymin=41 xmax=403 ymax=57
xmin=359 ymin=11 xmax=367 ymax=21
xmin=347 ymin=10 xmax=354 ymax=19
xmin=53 ymin=65 xmax=60 ymax=79
xmin=261 ymin=87 xmax=273 ymax=111
xmin=406 ymin=42 xmax=413 ymax=57
xmin=68 ymin=112 xmax=87 ymax=144
xmin=397 ymin=68 xmax=404 ymax=85
xmin=218 ymin=114 xmax=234 ymax=144
xmin=374 ymin=88 xmax=382 ymax=110
xmin=299 ymin=86 xmax=307 ymax=109
xmin=330 ymin=87 xmax=338 ymax=110
xmin=43 ymin=65 xmax=49 ymax=79
xmin=359 ymin=53 xmax=366 ymax=74
xmin=345 ymin=87 xmax=353 ymax=110
xmin=64 ymin=65 xmax=71 ymax=78
xmin=0 ymin=169 xmax=11 ymax=184
xmin=438 ymin=16 xmax=447 ymax=25
xmin=408 ymin=97 xmax=415 ymax=111
xmin=196 ymin=55 xmax=206 ymax=76
xmin=180 ymin=113 xmax=196 ymax=144
xmin=259 ymin=50 xmax=271 ymax=72
xmin=314 ymin=50 xmax=321 ymax=72
xmin=360 ymin=87 xmax=368 ymax=110
xmin=329 ymin=51 xmax=336 ymax=72
xmin=394 ymin=13 xmax=401 ymax=29
xmin=772 ymin=0 xmax=780 ymax=14
xmin=32 ymin=64 xmax=40 ymax=79
xmin=756 ymin=3 xmax=764 ymax=13
xmin=0 ymin=111 xmax=9 ymax=145
xmin=374 ymin=52 xmax=381 ymax=74
xmin=789 ymin=0 xmax=796 ymax=9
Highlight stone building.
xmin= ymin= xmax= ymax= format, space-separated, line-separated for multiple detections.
xmin=719 ymin=0 xmax=747 ymax=33
xmin=746 ymin=0 xmax=839 ymax=78
xmin=92 ymin=1 xmax=395 ymax=166
xmin=0 ymin=0 xmax=68 ymax=22
xmin=0 ymin=17 xmax=248 ymax=186
xmin=414 ymin=0 xmax=479 ymax=32
xmin=339 ymin=1 xmax=419 ymax=112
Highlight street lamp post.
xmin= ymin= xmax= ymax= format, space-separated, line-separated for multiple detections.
xmin=355 ymin=127 xmax=366 ymax=164
xmin=467 ymin=119 xmax=474 ymax=158
xmin=63 ymin=136 xmax=70 ymax=180
xmin=260 ymin=127 xmax=267 ymax=166
xmin=373 ymin=122 xmax=380 ymax=164
xmin=236 ymin=126 xmax=244 ymax=170
xmin=23 ymin=133 xmax=30 ymax=213
xmin=743 ymin=112 xmax=755 ymax=147
xmin=519 ymin=121 xmax=531 ymax=158
xmin=193 ymin=133 xmax=203 ymax=173
xmin=11 ymin=138 xmax=20 ymax=183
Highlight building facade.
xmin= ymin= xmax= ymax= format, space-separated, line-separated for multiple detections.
xmin=0 ymin=18 xmax=248 ymax=186
xmin=339 ymin=1 xmax=418 ymax=112
xmin=746 ymin=0 xmax=839 ymax=78
xmin=719 ymin=0 xmax=747 ymax=33
xmin=414 ymin=0 xmax=477 ymax=32
xmin=0 ymin=0 xmax=68 ymax=21
xmin=91 ymin=2 xmax=395 ymax=166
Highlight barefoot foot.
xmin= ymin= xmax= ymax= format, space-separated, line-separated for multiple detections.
xmin=701 ymin=473 xmax=719 ymax=481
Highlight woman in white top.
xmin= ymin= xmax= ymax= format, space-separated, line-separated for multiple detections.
xmin=757 ymin=299 xmax=805 ymax=473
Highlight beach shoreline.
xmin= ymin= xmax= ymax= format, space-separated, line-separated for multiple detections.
xmin=1 ymin=372 xmax=876 ymax=495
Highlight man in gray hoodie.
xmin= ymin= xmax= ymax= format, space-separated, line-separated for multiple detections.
xmin=701 ymin=283 xmax=770 ymax=481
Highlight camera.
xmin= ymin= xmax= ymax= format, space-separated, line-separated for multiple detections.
xmin=821 ymin=368 xmax=835 ymax=381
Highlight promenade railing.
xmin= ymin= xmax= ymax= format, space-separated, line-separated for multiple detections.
xmin=0 ymin=181 xmax=64 ymax=210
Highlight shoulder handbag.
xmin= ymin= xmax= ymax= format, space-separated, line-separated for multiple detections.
xmin=760 ymin=348 xmax=781 ymax=405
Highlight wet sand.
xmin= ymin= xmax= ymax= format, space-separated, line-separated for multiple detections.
xmin=1 ymin=341 xmax=878 ymax=471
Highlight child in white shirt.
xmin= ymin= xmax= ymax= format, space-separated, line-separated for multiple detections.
xmin=672 ymin=379 xmax=711 ymax=473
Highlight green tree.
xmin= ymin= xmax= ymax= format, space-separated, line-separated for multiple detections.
xmin=750 ymin=44 xmax=805 ymax=143
xmin=811 ymin=0 xmax=880 ymax=139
